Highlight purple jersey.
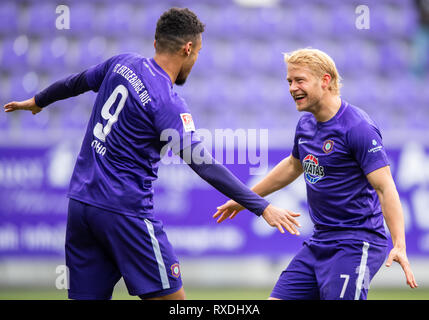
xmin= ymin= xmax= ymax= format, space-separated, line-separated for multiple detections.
xmin=67 ymin=53 xmax=199 ymax=217
xmin=292 ymin=100 xmax=389 ymax=245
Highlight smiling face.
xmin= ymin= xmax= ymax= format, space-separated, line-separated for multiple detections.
xmin=287 ymin=64 xmax=327 ymax=113
xmin=284 ymin=49 xmax=342 ymax=115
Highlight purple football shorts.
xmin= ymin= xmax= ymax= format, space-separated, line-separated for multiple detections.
xmin=270 ymin=239 xmax=388 ymax=300
xmin=66 ymin=198 xmax=182 ymax=300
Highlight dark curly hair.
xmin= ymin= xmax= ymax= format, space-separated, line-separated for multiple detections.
xmin=155 ymin=8 xmax=205 ymax=54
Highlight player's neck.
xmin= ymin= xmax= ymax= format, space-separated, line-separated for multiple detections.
xmin=313 ymin=95 xmax=342 ymax=123
xmin=153 ymin=53 xmax=182 ymax=85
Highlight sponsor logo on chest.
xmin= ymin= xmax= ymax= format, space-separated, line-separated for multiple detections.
xmin=303 ymin=154 xmax=325 ymax=184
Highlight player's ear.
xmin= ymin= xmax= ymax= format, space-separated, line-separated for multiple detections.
xmin=183 ymin=41 xmax=193 ymax=57
xmin=321 ymin=74 xmax=332 ymax=90
xmin=153 ymin=40 xmax=156 ymax=50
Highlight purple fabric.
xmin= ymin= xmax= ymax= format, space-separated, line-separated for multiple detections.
xmin=34 ymin=70 xmax=90 ymax=108
xmin=66 ymin=198 xmax=182 ymax=299
xmin=270 ymin=239 xmax=387 ymax=300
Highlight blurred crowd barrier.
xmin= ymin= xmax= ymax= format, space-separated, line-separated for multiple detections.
xmin=0 ymin=142 xmax=429 ymax=258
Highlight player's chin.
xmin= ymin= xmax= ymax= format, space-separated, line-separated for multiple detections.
xmin=175 ymin=76 xmax=187 ymax=86
xmin=295 ymin=98 xmax=308 ymax=111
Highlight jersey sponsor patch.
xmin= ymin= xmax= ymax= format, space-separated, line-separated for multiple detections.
xmin=180 ymin=113 xmax=196 ymax=132
xmin=303 ymin=154 xmax=325 ymax=184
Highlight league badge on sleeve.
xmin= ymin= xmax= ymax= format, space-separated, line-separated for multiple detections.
xmin=180 ymin=113 xmax=196 ymax=132
xmin=322 ymin=139 xmax=334 ymax=154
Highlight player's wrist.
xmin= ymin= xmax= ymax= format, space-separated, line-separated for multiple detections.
xmin=392 ymin=239 xmax=406 ymax=249
xmin=31 ymin=96 xmax=40 ymax=108
xmin=261 ymin=203 xmax=272 ymax=216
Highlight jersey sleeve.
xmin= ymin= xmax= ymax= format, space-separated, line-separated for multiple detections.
xmin=153 ymin=95 xmax=201 ymax=154
xmin=34 ymin=70 xmax=90 ymax=108
xmin=85 ymin=55 xmax=123 ymax=92
xmin=347 ymin=121 xmax=390 ymax=175
xmin=182 ymin=143 xmax=270 ymax=216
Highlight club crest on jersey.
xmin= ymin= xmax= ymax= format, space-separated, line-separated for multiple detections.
xmin=303 ymin=154 xmax=325 ymax=184
xmin=322 ymin=139 xmax=334 ymax=153
xmin=171 ymin=263 xmax=181 ymax=278
xmin=180 ymin=113 xmax=195 ymax=132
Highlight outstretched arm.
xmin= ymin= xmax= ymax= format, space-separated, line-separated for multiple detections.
xmin=3 ymin=70 xmax=91 ymax=113
xmin=367 ymin=165 xmax=418 ymax=289
xmin=213 ymin=154 xmax=303 ymax=223
xmin=180 ymin=144 xmax=301 ymax=235
xmin=246 ymin=154 xmax=303 ymax=197
xmin=3 ymin=55 xmax=119 ymax=112
xmin=34 ymin=70 xmax=91 ymax=108
xmin=4 ymin=96 xmax=42 ymax=114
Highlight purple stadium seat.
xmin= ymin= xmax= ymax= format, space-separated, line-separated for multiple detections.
xmin=401 ymin=6 xmax=419 ymax=39
xmin=0 ymin=73 xmax=12 ymax=105
xmin=0 ymin=0 xmax=426 ymax=139
xmin=387 ymin=77 xmax=418 ymax=109
xmin=340 ymin=41 xmax=366 ymax=76
xmin=350 ymin=76 xmax=380 ymax=109
xmin=34 ymin=37 xmax=68 ymax=73
xmin=289 ymin=4 xmax=318 ymax=41
xmin=189 ymin=3 xmax=215 ymax=32
xmin=68 ymin=3 xmax=97 ymax=35
xmin=71 ymin=36 xmax=109 ymax=69
xmin=229 ymin=41 xmax=254 ymax=77
xmin=59 ymin=101 xmax=92 ymax=129
xmin=19 ymin=106 xmax=52 ymax=130
xmin=0 ymin=111 xmax=10 ymax=130
xmin=411 ymin=76 xmax=429 ymax=107
xmin=25 ymin=2 xmax=58 ymax=35
xmin=0 ymin=2 xmax=19 ymax=35
xmin=378 ymin=41 xmax=410 ymax=76
xmin=95 ymin=3 xmax=133 ymax=35
xmin=129 ymin=6 xmax=150 ymax=38
xmin=328 ymin=4 xmax=356 ymax=40
xmin=0 ymin=37 xmax=30 ymax=73
xmin=366 ymin=4 xmax=395 ymax=40
xmin=140 ymin=4 xmax=168 ymax=40
xmin=214 ymin=5 xmax=243 ymax=40
xmin=118 ymin=37 xmax=145 ymax=55
xmin=9 ymin=74 xmax=32 ymax=102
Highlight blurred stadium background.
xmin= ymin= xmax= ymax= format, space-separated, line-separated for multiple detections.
xmin=1 ymin=0 xmax=429 ymax=299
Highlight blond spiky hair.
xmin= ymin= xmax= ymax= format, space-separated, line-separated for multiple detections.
xmin=284 ymin=48 xmax=342 ymax=95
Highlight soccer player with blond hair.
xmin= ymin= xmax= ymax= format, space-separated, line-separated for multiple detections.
xmin=214 ymin=48 xmax=418 ymax=300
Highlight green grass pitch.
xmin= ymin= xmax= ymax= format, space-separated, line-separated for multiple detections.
xmin=0 ymin=287 xmax=428 ymax=300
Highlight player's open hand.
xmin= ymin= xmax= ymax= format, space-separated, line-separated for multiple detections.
xmin=385 ymin=246 xmax=418 ymax=289
xmin=262 ymin=204 xmax=301 ymax=235
xmin=213 ymin=200 xmax=245 ymax=223
xmin=3 ymin=97 xmax=42 ymax=115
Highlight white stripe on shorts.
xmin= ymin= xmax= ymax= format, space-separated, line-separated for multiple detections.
xmin=354 ymin=241 xmax=370 ymax=300
xmin=144 ymin=219 xmax=170 ymax=290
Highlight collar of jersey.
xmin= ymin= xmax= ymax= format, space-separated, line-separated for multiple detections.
xmin=317 ymin=99 xmax=347 ymax=126
xmin=148 ymin=57 xmax=173 ymax=89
